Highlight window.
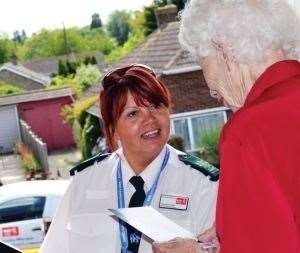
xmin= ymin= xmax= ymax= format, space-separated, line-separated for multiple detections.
xmin=0 ymin=196 xmax=46 ymax=224
xmin=173 ymin=118 xmax=191 ymax=150
xmin=171 ymin=107 xmax=228 ymax=152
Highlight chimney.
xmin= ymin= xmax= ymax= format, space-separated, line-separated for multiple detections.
xmin=155 ymin=4 xmax=178 ymax=29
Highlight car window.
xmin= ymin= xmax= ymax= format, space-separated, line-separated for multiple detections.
xmin=0 ymin=196 xmax=46 ymax=224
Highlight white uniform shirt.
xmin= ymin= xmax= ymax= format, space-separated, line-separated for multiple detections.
xmin=41 ymin=145 xmax=218 ymax=253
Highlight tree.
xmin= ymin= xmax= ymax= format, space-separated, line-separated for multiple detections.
xmin=0 ymin=36 xmax=14 ymax=64
xmin=144 ymin=5 xmax=158 ymax=35
xmin=12 ymin=30 xmax=27 ymax=44
xmin=13 ymin=30 xmax=22 ymax=44
xmin=107 ymin=10 xmax=132 ymax=45
xmin=58 ymin=60 xmax=68 ymax=76
xmin=21 ymin=30 xmax=27 ymax=42
xmin=19 ymin=27 xmax=116 ymax=60
xmin=130 ymin=10 xmax=146 ymax=34
xmin=65 ymin=60 xmax=77 ymax=75
xmin=90 ymin=13 xmax=102 ymax=29
xmin=75 ymin=64 xmax=101 ymax=90
xmin=90 ymin=56 xmax=97 ymax=65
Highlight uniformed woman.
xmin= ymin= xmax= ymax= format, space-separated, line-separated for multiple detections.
xmin=40 ymin=64 xmax=218 ymax=253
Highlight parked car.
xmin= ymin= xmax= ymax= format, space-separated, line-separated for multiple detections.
xmin=0 ymin=180 xmax=70 ymax=252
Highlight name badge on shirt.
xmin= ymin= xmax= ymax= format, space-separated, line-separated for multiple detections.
xmin=159 ymin=194 xmax=189 ymax=210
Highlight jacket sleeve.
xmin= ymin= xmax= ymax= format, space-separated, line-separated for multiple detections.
xmin=40 ymin=179 xmax=74 ymax=253
xmin=217 ymin=134 xmax=298 ymax=253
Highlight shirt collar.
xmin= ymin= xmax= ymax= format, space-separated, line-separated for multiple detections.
xmin=244 ymin=60 xmax=300 ymax=106
xmin=115 ymin=146 xmax=167 ymax=191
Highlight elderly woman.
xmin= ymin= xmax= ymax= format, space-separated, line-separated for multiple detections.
xmin=40 ymin=64 xmax=218 ymax=253
xmin=153 ymin=0 xmax=300 ymax=253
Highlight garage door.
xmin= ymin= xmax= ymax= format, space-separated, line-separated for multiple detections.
xmin=0 ymin=105 xmax=20 ymax=153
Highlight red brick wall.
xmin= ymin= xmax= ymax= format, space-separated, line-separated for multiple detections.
xmin=160 ymin=70 xmax=221 ymax=114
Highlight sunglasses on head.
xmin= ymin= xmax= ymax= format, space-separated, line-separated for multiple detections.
xmin=101 ymin=64 xmax=156 ymax=89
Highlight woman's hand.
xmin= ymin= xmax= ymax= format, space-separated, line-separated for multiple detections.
xmin=152 ymin=238 xmax=206 ymax=253
xmin=197 ymin=224 xmax=220 ymax=253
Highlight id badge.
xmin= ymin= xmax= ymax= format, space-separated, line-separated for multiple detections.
xmin=159 ymin=194 xmax=189 ymax=210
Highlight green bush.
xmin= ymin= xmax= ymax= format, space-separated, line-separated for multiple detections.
xmin=15 ymin=143 xmax=40 ymax=172
xmin=0 ymin=82 xmax=24 ymax=96
xmin=197 ymin=127 xmax=221 ymax=168
xmin=80 ymin=114 xmax=102 ymax=160
xmin=48 ymin=76 xmax=82 ymax=96
xmin=106 ymin=30 xmax=145 ymax=63
xmin=75 ymin=64 xmax=101 ymax=90
xmin=168 ymin=135 xmax=185 ymax=152
xmin=61 ymin=96 xmax=102 ymax=160
xmin=61 ymin=95 xmax=98 ymax=126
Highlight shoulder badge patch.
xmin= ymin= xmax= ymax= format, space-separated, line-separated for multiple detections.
xmin=69 ymin=153 xmax=111 ymax=176
xmin=178 ymin=154 xmax=219 ymax=181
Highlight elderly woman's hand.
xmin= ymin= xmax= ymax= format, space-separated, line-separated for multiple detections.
xmin=197 ymin=225 xmax=220 ymax=253
xmin=152 ymin=238 xmax=211 ymax=253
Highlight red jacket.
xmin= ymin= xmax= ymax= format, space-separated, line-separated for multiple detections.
xmin=217 ymin=60 xmax=300 ymax=253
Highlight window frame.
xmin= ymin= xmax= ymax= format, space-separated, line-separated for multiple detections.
xmin=170 ymin=107 xmax=228 ymax=152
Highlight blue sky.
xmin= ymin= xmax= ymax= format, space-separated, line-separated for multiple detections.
xmin=0 ymin=0 xmax=153 ymax=37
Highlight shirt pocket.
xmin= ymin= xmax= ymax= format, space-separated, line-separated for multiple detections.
xmin=68 ymin=213 xmax=117 ymax=252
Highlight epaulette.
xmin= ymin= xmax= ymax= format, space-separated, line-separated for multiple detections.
xmin=178 ymin=153 xmax=219 ymax=181
xmin=69 ymin=153 xmax=111 ymax=176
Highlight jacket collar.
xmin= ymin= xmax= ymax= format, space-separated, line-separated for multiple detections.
xmin=244 ymin=60 xmax=300 ymax=106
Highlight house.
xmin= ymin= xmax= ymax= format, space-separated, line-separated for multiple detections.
xmin=85 ymin=5 xmax=229 ymax=152
xmin=0 ymin=87 xmax=75 ymax=153
xmin=23 ymin=52 xmax=107 ymax=77
xmin=0 ymin=63 xmax=51 ymax=90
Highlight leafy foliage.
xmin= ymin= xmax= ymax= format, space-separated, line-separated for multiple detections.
xmin=144 ymin=5 xmax=158 ymax=36
xmin=168 ymin=135 xmax=185 ymax=152
xmin=196 ymin=127 xmax=221 ymax=168
xmin=17 ymin=27 xmax=116 ymax=60
xmin=0 ymin=36 xmax=15 ymax=64
xmin=80 ymin=114 xmax=102 ymax=160
xmin=0 ymin=82 xmax=24 ymax=96
xmin=61 ymin=96 xmax=98 ymax=126
xmin=50 ymin=63 xmax=101 ymax=95
xmin=15 ymin=143 xmax=40 ymax=172
xmin=90 ymin=13 xmax=102 ymax=29
xmin=106 ymin=29 xmax=145 ymax=63
xmin=75 ymin=64 xmax=101 ymax=90
xmin=61 ymin=96 xmax=102 ymax=160
xmin=12 ymin=30 xmax=27 ymax=44
xmin=48 ymin=76 xmax=82 ymax=96
xmin=107 ymin=10 xmax=132 ymax=45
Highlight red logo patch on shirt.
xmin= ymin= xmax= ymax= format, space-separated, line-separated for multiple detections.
xmin=176 ymin=197 xmax=188 ymax=205
xmin=2 ymin=227 xmax=19 ymax=237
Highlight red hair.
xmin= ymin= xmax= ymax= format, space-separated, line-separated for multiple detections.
xmin=100 ymin=65 xmax=171 ymax=151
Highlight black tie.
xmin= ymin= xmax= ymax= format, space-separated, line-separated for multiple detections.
xmin=126 ymin=176 xmax=146 ymax=253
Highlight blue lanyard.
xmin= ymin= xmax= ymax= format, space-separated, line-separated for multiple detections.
xmin=116 ymin=147 xmax=170 ymax=253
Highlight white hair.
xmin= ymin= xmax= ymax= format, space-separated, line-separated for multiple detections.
xmin=179 ymin=0 xmax=300 ymax=63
